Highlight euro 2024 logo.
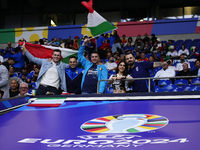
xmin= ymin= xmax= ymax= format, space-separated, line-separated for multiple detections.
xmin=81 ymin=114 xmax=168 ymax=133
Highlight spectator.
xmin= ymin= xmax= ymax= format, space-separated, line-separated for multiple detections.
xmin=78 ymin=39 xmax=108 ymax=94
xmin=97 ymin=34 xmax=105 ymax=49
xmin=22 ymin=42 xmax=69 ymax=95
xmin=153 ymin=53 xmax=161 ymax=62
xmin=65 ymin=38 xmax=73 ymax=49
xmin=154 ymin=61 xmax=175 ymax=85
xmin=112 ymin=39 xmax=121 ymax=54
xmin=11 ymin=47 xmax=24 ymax=72
xmin=112 ymin=30 xmax=120 ymax=40
xmin=72 ymin=36 xmax=79 ymax=50
xmin=113 ymin=52 xmax=120 ymax=64
xmin=2 ymin=57 xmax=16 ymax=71
xmin=192 ymin=60 xmax=200 ymax=75
xmin=149 ymin=56 xmax=155 ymax=62
xmin=156 ymin=38 xmax=162 ymax=47
xmin=162 ymin=43 xmax=168 ymax=53
xmin=108 ymin=33 xmax=115 ymax=47
xmin=125 ymin=37 xmax=134 ymax=46
xmin=122 ymin=42 xmax=134 ymax=54
xmin=168 ymin=40 xmax=173 ymax=46
xmin=3 ymin=42 xmax=15 ymax=60
xmin=99 ymin=40 xmax=111 ymax=59
xmin=18 ymin=67 xmax=31 ymax=83
xmin=134 ymin=34 xmax=142 ymax=43
xmin=138 ymin=52 xmax=149 ymax=62
xmin=0 ymin=90 xmax=4 ymax=99
xmin=9 ymin=66 xmax=18 ymax=78
xmin=178 ymin=44 xmax=189 ymax=58
xmin=135 ymin=51 xmax=141 ymax=60
xmin=105 ymin=57 xmax=117 ymax=71
xmin=30 ymin=66 xmax=40 ymax=83
xmin=143 ymin=33 xmax=150 ymax=43
xmin=108 ymin=61 xmax=132 ymax=93
xmin=143 ymin=42 xmax=151 ymax=54
xmin=125 ymin=53 xmax=167 ymax=92
xmin=9 ymin=79 xmax=20 ymax=97
xmin=175 ymin=54 xmax=190 ymax=71
xmin=121 ymin=35 xmax=127 ymax=46
xmin=150 ymin=42 xmax=158 ymax=54
xmin=166 ymin=46 xmax=178 ymax=60
xmin=150 ymin=34 xmax=157 ymax=45
xmin=65 ymin=56 xmax=83 ymax=94
xmin=0 ymin=64 xmax=9 ymax=99
xmin=134 ymin=39 xmax=144 ymax=52
xmin=167 ymin=59 xmax=176 ymax=71
xmin=51 ymin=37 xmax=60 ymax=47
xmin=188 ymin=46 xmax=199 ymax=59
xmin=18 ymin=82 xmax=30 ymax=96
xmin=176 ymin=62 xmax=193 ymax=83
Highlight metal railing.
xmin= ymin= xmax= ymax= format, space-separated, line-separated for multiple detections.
xmin=97 ymin=75 xmax=200 ymax=94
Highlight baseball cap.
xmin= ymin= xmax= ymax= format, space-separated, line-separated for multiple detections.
xmin=74 ymin=36 xmax=79 ymax=39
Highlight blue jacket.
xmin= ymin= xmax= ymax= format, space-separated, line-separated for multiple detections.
xmin=78 ymin=46 xmax=108 ymax=93
xmin=25 ymin=50 xmax=69 ymax=92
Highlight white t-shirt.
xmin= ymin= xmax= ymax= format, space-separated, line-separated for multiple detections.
xmin=154 ymin=68 xmax=175 ymax=78
xmin=178 ymin=49 xmax=189 ymax=57
xmin=109 ymin=74 xmax=131 ymax=91
xmin=40 ymin=62 xmax=60 ymax=89
xmin=166 ymin=51 xmax=178 ymax=57
xmin=105 ymin=62 xmax=117 ymax=70
xmin=175 ymin=62 xmax=190 ymax=71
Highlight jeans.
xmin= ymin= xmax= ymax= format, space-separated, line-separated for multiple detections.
xmin=36 ymin=84 xmax=58 ymax=95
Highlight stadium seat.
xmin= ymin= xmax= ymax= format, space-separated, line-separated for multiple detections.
xmin=155 ymin=86 xmax=165 ymax=92
xmin=108 ymin=70 xmax=116 ymax=79
xmin=163 ymin=84 xmax=178 ymax=92
xmin=174 ymin=79 xmax=188 ymax=86
xmin=181 ymin=85 xmax=196 ymax=91
xmin=158 ymin=79 xmax=172 ymax=87
xmin=191 ymin=77 xmax=200 ymax=86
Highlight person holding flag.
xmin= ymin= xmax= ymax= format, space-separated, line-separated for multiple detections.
xmin=78 ymin=38 xmax=108 ymax=94
xmin=22 ymin=42 xmax=70 ymax=95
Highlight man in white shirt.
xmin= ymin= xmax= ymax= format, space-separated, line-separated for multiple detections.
xmin=178 ymin=44 xmax=189 ymax=57
xmin=22 ymin=42 xmax=69 ymax=95
xmin=105 ymin=57 xmax=117 ymax=70
xmin=166 ymin=46 xmax=178 ymax=59
xmin=154 ymin=62 xmax=175 ymax=85
xmin=18 ymin=82 xmax=32 ymax=96
xmin=175 ymin=54 xmax=190 ymax=71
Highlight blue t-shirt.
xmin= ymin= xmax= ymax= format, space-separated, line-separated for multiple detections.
xmin=12 ymin=52 xmax=24 ymax=68
xmin=3 ymin=47 xmax=15 ymax=58
xmin=128 ymin=61 xmax=154 ymax=92
xmin=82 ymin=65 xmax=98 ymax=93
xmin=97 ymin=37 xmax=105 ymax=48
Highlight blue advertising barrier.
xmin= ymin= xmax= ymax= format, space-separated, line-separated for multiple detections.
xmin=0 ymin=92 xmax=200 ymax=150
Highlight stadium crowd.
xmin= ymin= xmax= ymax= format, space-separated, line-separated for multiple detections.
xmin=0 ymin=30 xmax=200 ymax=99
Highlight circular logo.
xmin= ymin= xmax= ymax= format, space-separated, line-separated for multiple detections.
xmin=81 ymin=114 xmax=168 ymax=133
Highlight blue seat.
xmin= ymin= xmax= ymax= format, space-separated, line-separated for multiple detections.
xmin=155 ymin=86 xmax=165 ymax=92
xmin=174 ymin=79 xmax=188 ymax=86
xmin=191 ymin=77 xmax=200 ymax=86
xmin=158 ymin=79 xmax=172 ymax=87
xmin=163 ymin=84 xmax=178 ymax=92
xmin=108 ymin=70 xmax=116 ymax=79
xmin=182 ymin=85 xmax=196 ymax=91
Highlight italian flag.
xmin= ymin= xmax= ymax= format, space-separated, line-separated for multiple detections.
xmin=19 ymin=42 xmax=78 ymax=63
xmin=81 ymin=0 xmax=116 ymax=36
xmin=27 ymin=97 xmax=66 ymax=107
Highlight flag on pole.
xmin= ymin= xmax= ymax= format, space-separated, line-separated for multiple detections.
xmin=19 ymin=42 xmax=78 ymax=64
xmin=81 ymin=0 xmax=117 ymax=36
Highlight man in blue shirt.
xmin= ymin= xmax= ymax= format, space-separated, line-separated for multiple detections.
xmin=65 ymin=56 xmax=83 ymax=94
xmin=78 ymin=39 xmax=108 ymax=94
xmin=125 ymin=53 xmax=167 ymax=92
xmin=3 ymin=42 xmax=15 ymax=60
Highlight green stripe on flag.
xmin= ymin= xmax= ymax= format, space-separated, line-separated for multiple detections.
xmin=88 ymin=21 xmax=116 ymax=36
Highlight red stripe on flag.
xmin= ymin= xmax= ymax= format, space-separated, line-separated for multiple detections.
xmin=27 ymin=104 xmax=62 ymax=107
xmin=96 ymin=117 xmax=110 ymax=122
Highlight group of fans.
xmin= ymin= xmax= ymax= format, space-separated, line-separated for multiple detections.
xmin=0 ymin=30 xmax=200 ymax=99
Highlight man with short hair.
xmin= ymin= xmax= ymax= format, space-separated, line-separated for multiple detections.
xmin=175 ymin=54 xmax=190 ymax=71
xmin=3 ymin=42 xmax=15 ymax=60
xmin=18 ymin=67 xmax=31 ymax=83
xmin=192 ymin=60 xmax=200 ymax=75
xmin=125 ymin=53 xmax=167 ymax=92
xmin=18 ymin=82 xmax=30 ymax=96
xmin=78 ymin=39 xmax=108 ymax=94
xmin=22 ymin=42 xmax=70 ymax=95
xmin=176 ymin=62 xmax=193 ymax=83
xmin=105 ymin=56 xmax=117 ymax=71
xmin=65 ymin=56 xmax=83 ymax=94
xmin=9 ymin=79 xmax=20 ymax=97
xmin=2 ymin=57 xmax=17 ymax=71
